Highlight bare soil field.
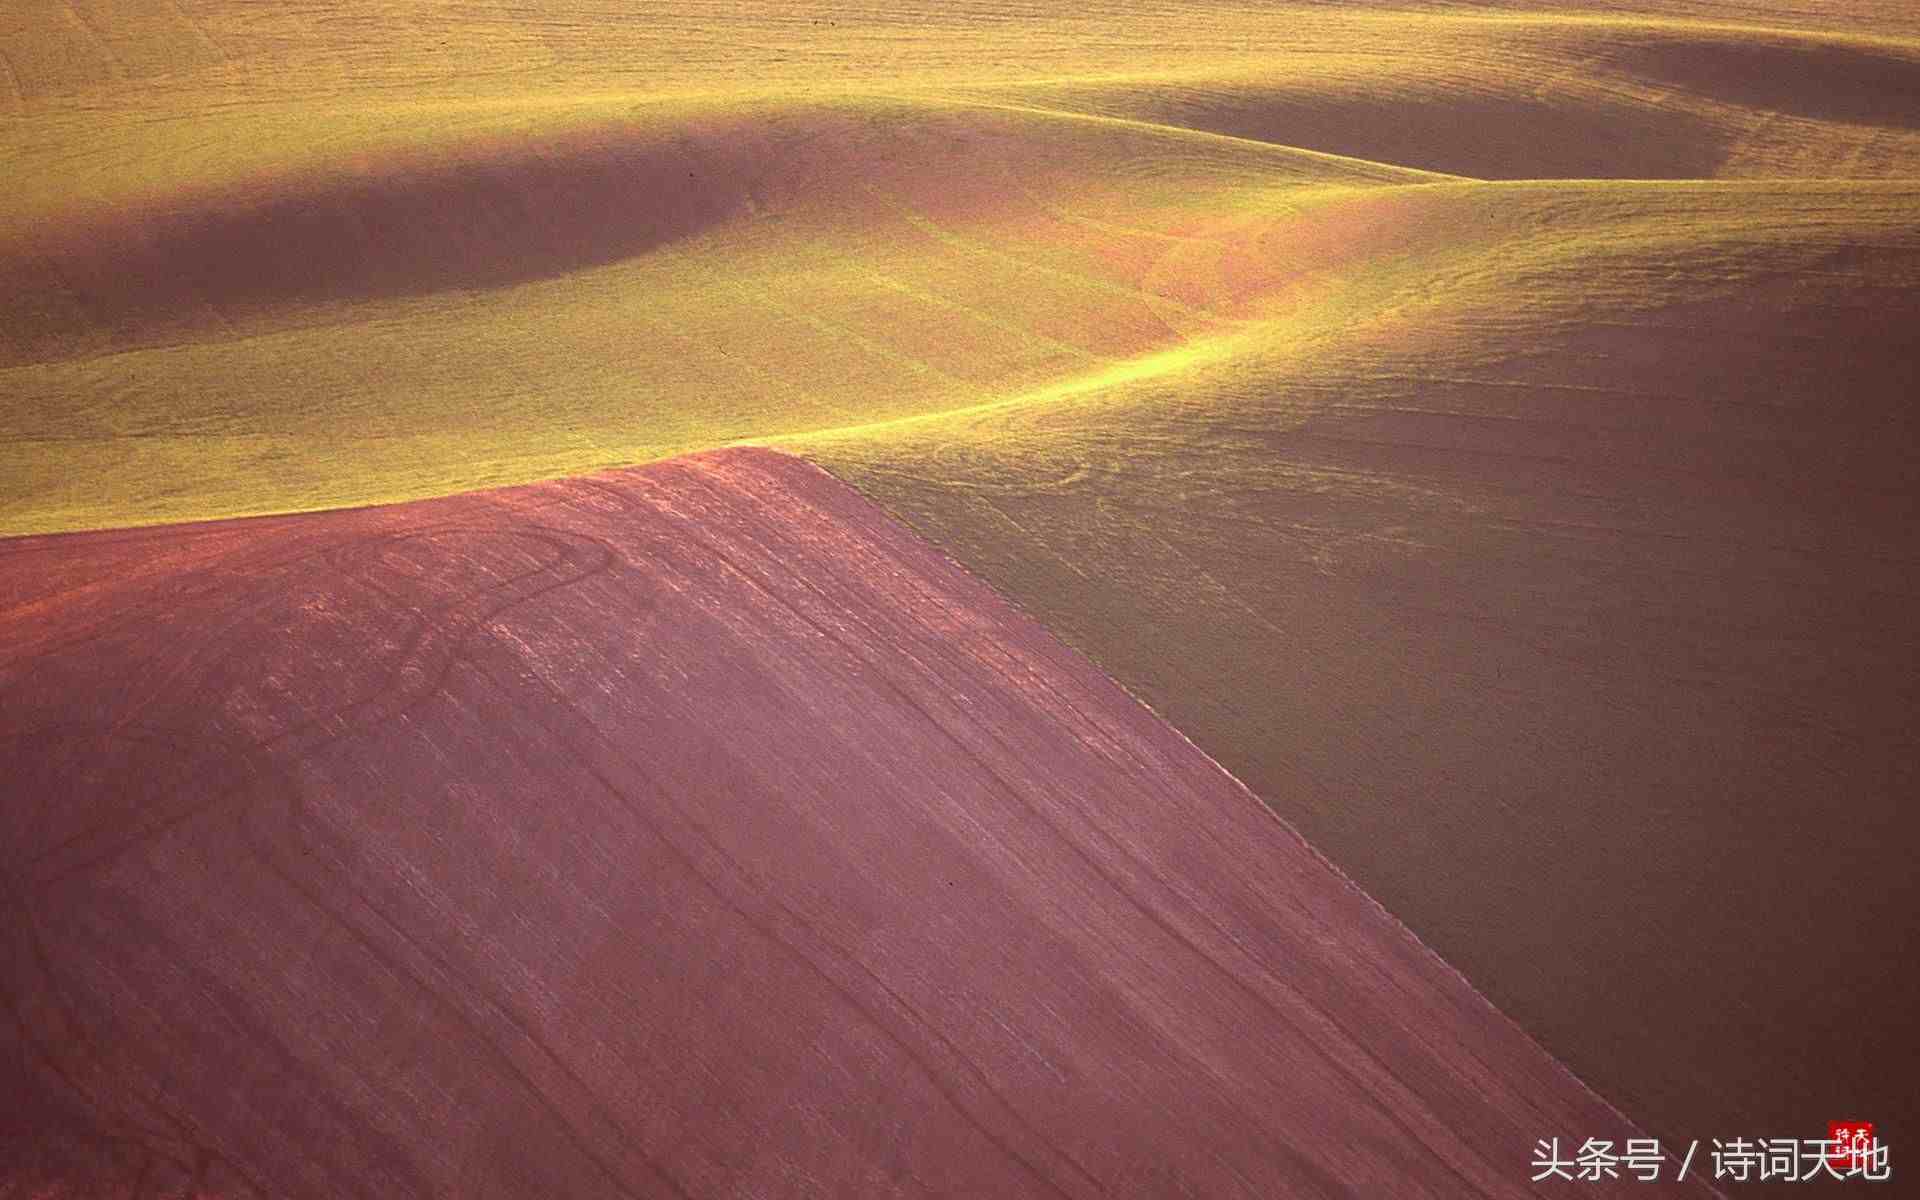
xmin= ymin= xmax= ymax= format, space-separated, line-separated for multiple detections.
xmin=0 ymin=449 xmax=1714 ymax=1198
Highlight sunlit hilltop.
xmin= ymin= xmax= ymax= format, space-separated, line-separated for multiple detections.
xmin=5 ymin=1 xmax=1917 ymax=530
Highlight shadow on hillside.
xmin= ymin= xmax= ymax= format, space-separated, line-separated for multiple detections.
xmin=1041 ymin=84 xmax=1738 ymax=180
xmin=1612 ymin=34 xmax=1920 ymax=130
xmin=0 ymin=125 xmax=753 ymax=368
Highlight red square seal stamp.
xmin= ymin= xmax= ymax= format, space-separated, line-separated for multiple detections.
xmin=1829 ymin=1121 xmax=1875 ymax=1172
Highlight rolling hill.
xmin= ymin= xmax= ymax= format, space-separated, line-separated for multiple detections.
xmin=3 ymin=0 xmax=1915 ymax=1188
xmin=0 ymin=449 xmax=1717 ymax=1198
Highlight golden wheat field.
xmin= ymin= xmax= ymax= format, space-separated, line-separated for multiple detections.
xmin=4 ymin=0 xmax=1917 ymax=1190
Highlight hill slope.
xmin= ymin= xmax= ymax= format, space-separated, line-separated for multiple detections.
xmin=5 ymin=2 xmax=1919 ymax=534
xmin=794 ymin=175 xmax=1920 ymax=1148
xmin=0 ymin=449 xmax=1715 ymax=1198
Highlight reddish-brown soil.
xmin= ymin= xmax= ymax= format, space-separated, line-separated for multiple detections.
xmin=0 ymin=449 xmax=1716 ymax=1198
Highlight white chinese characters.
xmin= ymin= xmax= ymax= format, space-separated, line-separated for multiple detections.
xmin=1531 ymin=1134 xmax=1891 ymax=1184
